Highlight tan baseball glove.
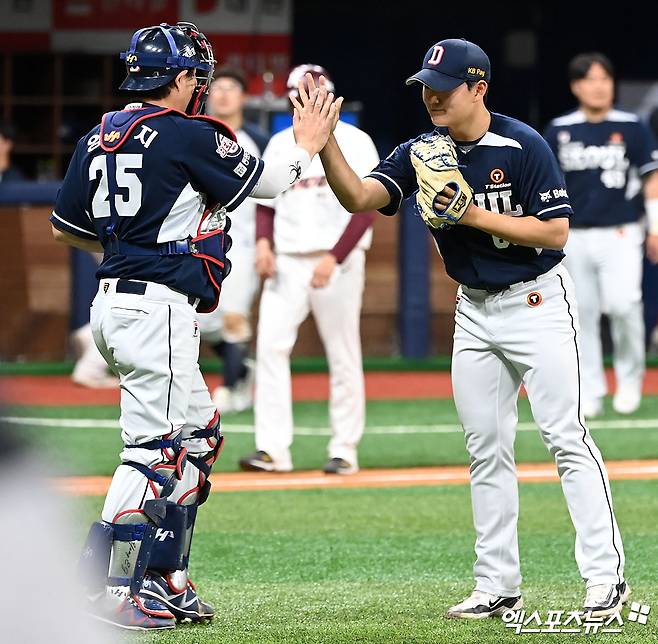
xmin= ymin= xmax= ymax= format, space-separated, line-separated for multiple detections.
xmin=410 ymin=133 xmax=473 ymax=229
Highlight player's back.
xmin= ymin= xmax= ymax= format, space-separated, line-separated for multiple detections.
xmin=52 ymin=102 xmax=263 ymax=308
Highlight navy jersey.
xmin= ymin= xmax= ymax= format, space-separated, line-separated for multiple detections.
xmin=368 ymin=112 xmax=572 ymax=290
xmin=50 ymin=102 xmax=264 ymax=309
xmin=544 ymin=109 xmax=658 ymax=228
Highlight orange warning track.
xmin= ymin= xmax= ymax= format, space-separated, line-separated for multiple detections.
xmin=53 ymin=459 xmax=658 ymax=496
xmin=4 ymin=369 xmax=658 ymax=406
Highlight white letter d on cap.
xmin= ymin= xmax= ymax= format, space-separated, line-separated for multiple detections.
xmin=428 ymin=45 xmax=445 ymax=66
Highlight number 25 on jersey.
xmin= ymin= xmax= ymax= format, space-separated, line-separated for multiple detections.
xmin=89 ymin=153 xmax=143 ymax=218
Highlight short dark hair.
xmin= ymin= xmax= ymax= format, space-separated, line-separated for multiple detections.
xmin=213 ymin=67 xmax=247 ymax=92
xmin=129 ymin=69 xmax=194 ymax=102
xmin=568 ymin=52 xmax=614 ymax=81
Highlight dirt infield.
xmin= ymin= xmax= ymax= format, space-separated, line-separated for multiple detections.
xmin=52 ymin=459 xmax=658 ymax=496
xmin=3 ymin=368 xmax=658 ymax=406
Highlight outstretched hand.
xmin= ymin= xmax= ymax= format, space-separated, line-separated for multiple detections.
xmin=290 ymin=73 xmax=344 ymax=157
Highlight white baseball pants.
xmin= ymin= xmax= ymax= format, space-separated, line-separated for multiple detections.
xmin=90 ymin=278 xmax=217 ymax=521
xmin=563 ymin=222 xmax=645 ymax=404
xmin=197 ymin=245 xmax=259 ymax=344
xmin=254 ymin=250 xmax=366 ymax=468
xmin=451 ymin=263 xmax=625 ymax=596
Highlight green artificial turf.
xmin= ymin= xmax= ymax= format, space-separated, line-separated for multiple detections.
xmin=68 ymin=480 xmax=658 ymax=643
xmin=5 ymin=396 xmax=658 ymax=476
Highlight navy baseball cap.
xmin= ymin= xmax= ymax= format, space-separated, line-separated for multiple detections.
xmin=406 ymin=38 xmax=491 ymax=92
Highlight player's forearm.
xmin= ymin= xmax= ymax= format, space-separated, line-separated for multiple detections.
xmin=51 ymin=224 xmax=103 ymax=253
xmin=251 ymin=147 xmax=311 ymax=199
xmin=644 ymin=171 xmax=658 ymax=234
xmin=319 ymin=135 xmax=383 ymax=212
xmin=460 ymin=206 xmax=568 ymax=250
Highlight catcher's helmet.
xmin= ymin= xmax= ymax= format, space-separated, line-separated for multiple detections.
xmin=286 ymin=64 xmax=335 ymax=97
xmin=120 ymin=22 xmax=216 ymax=115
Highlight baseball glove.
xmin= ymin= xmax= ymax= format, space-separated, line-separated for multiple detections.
xmin=410 ymin=133 xmax=473 ymax=229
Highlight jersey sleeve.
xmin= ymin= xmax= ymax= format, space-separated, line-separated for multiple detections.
xmin=627 ymin=120 xmax=658 ymax=176
xmin=365 ymin=140 xmax=417 ymax=216
xmin=182 ymin=120 xmax=264 ymax=212
xmin=520 ymin=133 xmax=572 ymax=220
xmin=49 ymin=137 xmax=98 ymax=241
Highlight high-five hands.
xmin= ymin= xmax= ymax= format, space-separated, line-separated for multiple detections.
xmin=290 ymin=72 xmax=344 ymax=157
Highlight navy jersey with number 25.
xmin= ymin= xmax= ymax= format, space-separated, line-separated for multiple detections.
xmin=50 ymin=102 xmax=264 ymax=309
xmin=368 ymin=112 xmax=572 ymax=290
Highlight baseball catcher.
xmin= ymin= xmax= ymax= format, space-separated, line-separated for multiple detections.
xmin=51 ymin=22 xmax=340 ymax=630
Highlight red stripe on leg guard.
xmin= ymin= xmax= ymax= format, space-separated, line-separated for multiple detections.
xmin=113 ymin=508 xmax=146 ymax=523
xmin=176 ymin=447 xmax=188 ymax=480
xmin=177 ymin=486 xmax=200 ymax=505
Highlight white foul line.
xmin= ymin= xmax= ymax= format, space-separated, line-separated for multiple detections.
xmin=4 ymin=416 xmax=658 ymax=435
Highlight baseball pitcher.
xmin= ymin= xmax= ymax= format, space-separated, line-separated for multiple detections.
xmin=317 ymin=38 xmax=628 ymax=620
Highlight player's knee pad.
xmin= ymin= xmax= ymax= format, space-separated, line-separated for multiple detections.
xmin=146 ymin=414 xmax=223 ymax=584
xmin=123 ymin=431 xmax=189 ymax=500
xmin=183 ymin=410 xmax=224 ymax=506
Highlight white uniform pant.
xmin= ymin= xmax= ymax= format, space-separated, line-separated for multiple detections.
xmin=254 ymin=250 xmax=366 ymax=467
xmin=197 ymin=245 xmax=258 ymax=344
xmin=563 ymin=223 xmax=645 ymax=403
xmin=452 ymin=263 xmax=624 ymax=596
xmin=90 ymin=279 xmax=217 ymax=521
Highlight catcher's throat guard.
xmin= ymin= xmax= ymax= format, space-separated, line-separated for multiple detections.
xmin=99 ymin=105 xmax=234 ymax=312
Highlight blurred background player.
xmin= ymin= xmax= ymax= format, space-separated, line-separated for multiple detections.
xmin=197 ymin=68 xmax=269 ymax=412
xmin=70 ymin=250 xmax=119 ymax=388
xmin=544 ymin=53 xmax=658 ymax=417
xmin=238 ymin=65 xmax=379 ymax=475
xmin=0 ymin=120 xmax=24 ymax=183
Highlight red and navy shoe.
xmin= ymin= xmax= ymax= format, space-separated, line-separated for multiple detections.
xmin=88 ymin=592 xmax=176 ymax=630
xmin=140 ymin=571 xmax=214 ymax=622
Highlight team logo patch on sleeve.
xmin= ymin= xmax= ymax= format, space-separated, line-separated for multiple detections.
xmin=215 ymin=133 xmax=241 ymax=158
xmin=527 ymin=291 xmax=542 ymax=307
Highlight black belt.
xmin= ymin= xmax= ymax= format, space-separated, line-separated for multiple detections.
xmin=116 ymin=279 xmax=197 ymax=306
xmin=481 ymin=276 xmax=542 ymax=294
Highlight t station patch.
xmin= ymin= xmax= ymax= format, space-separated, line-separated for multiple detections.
xmin=527 ymin=291 xmax=542 ymax=307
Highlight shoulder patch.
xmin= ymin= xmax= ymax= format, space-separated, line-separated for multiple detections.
xmin=215 ymin=133 xmax=241 ymax=158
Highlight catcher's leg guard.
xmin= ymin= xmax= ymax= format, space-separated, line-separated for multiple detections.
xmin=79 ymin=503 xmax=176 ymax=630
xmin=79 ymin=431 xmax=190 ymax=628
xmin=140 ymin=412 xmax=224 ymax=621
